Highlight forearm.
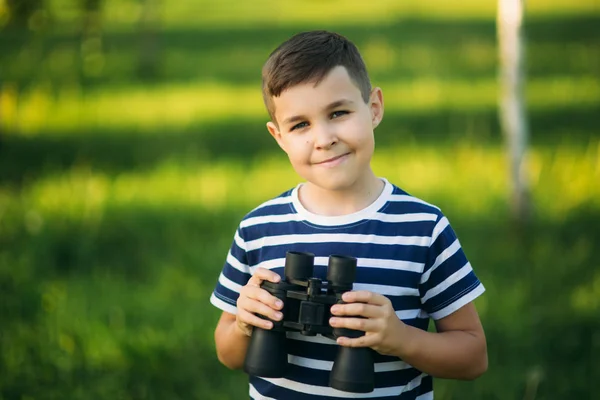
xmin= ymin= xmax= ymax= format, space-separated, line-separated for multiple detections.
xmin=215 ymin=317 xmax=251 ymax=370
xmin=393 ymin=324 xmax=487 ymax=380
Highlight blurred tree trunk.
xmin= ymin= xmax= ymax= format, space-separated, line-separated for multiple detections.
xmin=498 ymin=0 xmax=530 ymax=223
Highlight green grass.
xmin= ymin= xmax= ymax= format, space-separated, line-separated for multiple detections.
xmin=1 ymin=0 xmax=599 ymax=399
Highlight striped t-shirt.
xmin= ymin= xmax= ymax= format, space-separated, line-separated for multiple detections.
xmin=210 ymin=178 xmax=485 ymax=400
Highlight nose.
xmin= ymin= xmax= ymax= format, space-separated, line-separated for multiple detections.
xmin=313 ymin=123 xmax=338 ymax=150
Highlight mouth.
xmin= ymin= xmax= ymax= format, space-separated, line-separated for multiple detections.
xmin=316 ymin=152 xmax=350 ymax=166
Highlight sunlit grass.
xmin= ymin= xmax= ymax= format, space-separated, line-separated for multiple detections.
xmin=42 ymin=0 xmax=600 ymax=30
xmin=4 ymin=142 xmax=598 ymax=230
xmin=4 ymin=76 xmax=599 ymax=135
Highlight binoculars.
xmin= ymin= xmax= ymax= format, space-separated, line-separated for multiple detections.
xmin=243 ymin=251 xmax=375 ymax=393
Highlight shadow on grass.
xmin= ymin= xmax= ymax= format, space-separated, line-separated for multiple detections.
xmin=1 ymin=105 xmax=598 ymax=188
xmin=1 ymin=15 xmax=598 ymax=88
xmin=1 ymin=201 xmax=599 ymax=399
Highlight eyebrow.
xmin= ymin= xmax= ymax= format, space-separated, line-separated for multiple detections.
xmin=282 ymin=99 xmax=354 ymax=126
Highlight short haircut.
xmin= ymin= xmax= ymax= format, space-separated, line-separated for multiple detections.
xmin=262 ymin=30 xmax=372 ymax=123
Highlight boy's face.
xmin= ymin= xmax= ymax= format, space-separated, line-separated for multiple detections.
xmin=267 ymin=66 xmax=384 ymax=193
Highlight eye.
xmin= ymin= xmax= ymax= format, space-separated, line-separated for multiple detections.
xmin=331 ymin=110 xmax=349 ymax=119
xmin=290 ymin=121 xmax=308 ymax=131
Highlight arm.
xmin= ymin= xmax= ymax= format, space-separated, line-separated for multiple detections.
xmin=392 ymin=302 xmax=487 ymax=379
xmin=214 ymin=311 xmax=251 ymax=370
xmin=330 ymin=293 xmax=487 ymax=380
xmin=214 ymin=268 xmax=284 ymax=370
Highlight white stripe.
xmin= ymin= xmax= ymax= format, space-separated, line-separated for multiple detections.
xmin=373 ymin=212 xmax=438 ymax=223
xmin=287 ymin=355 xmax=412 ymax=373
xmin=218 ymin=273 xmax=243 ymax=293
xmin=256 ymin=372 xmax=426 ymax=398
xmin=288 ymin=355 xmax=332 ymax=371
xmin=396 ymin=308 xmax=429 ymax=320
xmin=226 ymin=252 xmax=250 ymax=273
xmin=233 ymin=229 xmax=247 ymax=251
xmin=251 ymin=258 xmax=286 ymax=273
xmin=246 ymin=233 xmax=430 ymax=251
xmin=358 ymin=257 xmax=424 ymax=273
xmin=249 ymin=384 xmax=277 ymax=400
xmin=210 ymin=293 xmax=237 ymax=315
xmin=431 ymin=216 xmax=449 ymax=243
xmin=353 ymin=283 xmax=419 ymax=297
xmin=389 ymin=194 xmax=440 ymax=210
xmin=430 ymin=283 xmax=485 ymax=320
xmin=287 ymin=331 xmax=337 ymax=344
xmin=374 ymin=360 xmax=412 ymax=372
xmin=253 ymin=257 xmax=424 ymax=274
xmin=416 ymin=391 xmax=434 ymax=400
xmin=240 ymin=213 xmax=302 ymax=228
xmin=421 ymin=239 xmax=461 ymax=284
xmin=422 ymin=262 xmax=472 ymax=303
xmin=251 ymin=256 xmax=330 ymax=273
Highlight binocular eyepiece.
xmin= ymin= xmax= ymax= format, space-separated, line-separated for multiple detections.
xmin=243 ymin=251 xmax=375 ymax=393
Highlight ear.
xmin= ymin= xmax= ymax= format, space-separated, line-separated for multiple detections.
xmin=369 ymin=87 xmax=384 ymax=129
xmin=267 ymin=121 xmax=287 ymax=152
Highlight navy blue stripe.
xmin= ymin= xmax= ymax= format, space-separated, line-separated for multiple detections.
xmin=426 ymin=224 xmax=458 ymax=267
xmin=422 ymin=250 xmax=468 ymax=289
xmin=214 ymin=283 xmax=239 ymax=305
xmin=230 ymin=239 xmax=247 ymax=262
xmin=277 ymin=363 xmax=423 ymax=389
xmin=403 ymin=317 xmax=429 ymax=330
xmin=391 ymin=186 xmax=410 ymax=196
xmin=382 ymin=201 xmax=440 ymax=216
xmin=250 ymin=376 xmax=415 ymax=400
xmin=424 ymin=273 xmax=480 ymax=314
xmin=287 ymin=339 xmax=338 ymax=360
xmin=243 ymin=219 xmax=438 ymax=239
xmin=357 ymin=268 xmax=421 ymax=289
xmin=222 ymin=263 xmax=251 ymax=285
xmin=388 ymin=296 xmax=422 ymax=312
xmin=250 ymin=243 xmax=429 ymax=266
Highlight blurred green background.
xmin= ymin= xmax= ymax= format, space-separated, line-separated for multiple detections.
xmin=0 ymin=0 xmax=599 ymax=399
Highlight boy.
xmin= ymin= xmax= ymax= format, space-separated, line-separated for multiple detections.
xmin=210 ymin=31 xmax=487 ymax=399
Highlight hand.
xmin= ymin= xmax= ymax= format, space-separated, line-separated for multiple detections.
xmin=235 ymin=267 xmax=284 ymax=337
xmin=329 ymin=290 xmax=407 ymax=356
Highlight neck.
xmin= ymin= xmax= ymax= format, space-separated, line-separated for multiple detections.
xmin=299 ymin=171 xmax=384 ymax=217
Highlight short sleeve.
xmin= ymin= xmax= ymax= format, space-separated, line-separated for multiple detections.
xmin=419 ymin=214 xmax=485 ymax=320
xmin=210 ymin=227 xmax=252 ymax=315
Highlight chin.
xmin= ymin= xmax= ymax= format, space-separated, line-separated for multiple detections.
xmin=308 ymin=175 xmax=358 ymax=192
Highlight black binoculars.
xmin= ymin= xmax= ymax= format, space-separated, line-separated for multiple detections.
xmin=243 ymin=251 xmax=375 ymax=393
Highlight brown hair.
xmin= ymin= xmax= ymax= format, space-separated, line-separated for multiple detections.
xmin=262 ymin=30 xmax=372 ymax=123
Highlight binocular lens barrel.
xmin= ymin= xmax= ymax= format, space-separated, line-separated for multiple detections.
xmin=284 ymin=251 xmax=315 ymax=282
xmin=327 ymin=255 xmax=357 ymax=288
xmin=243 ymin=327 xmax=289 ymax=377
xmin=330 ymin=346 xmax=374 ymax=393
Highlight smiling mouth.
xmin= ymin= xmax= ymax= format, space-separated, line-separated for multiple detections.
xmin=316 ymin=153 xmax=350 ymax=165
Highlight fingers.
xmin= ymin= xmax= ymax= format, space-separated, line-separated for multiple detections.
xmin=336 ymin=333 xmax=379 ymax=348
xmin=340 ymin=290 xmax=389 ymax=305
xmin=330 ymin=302 xmax=381 ymax=318
xmin=251 ymin=267 xmax=282 ymax=285
xmin=241 ymin=282 xmax=283 ymax=311
xmin=236 ymin=268 xmax=284 ymax=332
xmin=329 ymin=316 xmax=382 ymax=333
xmin=237 ymin=308 xmax=276 ymax=331
xmin=239 ymin=290 xmax=283 ymax=320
